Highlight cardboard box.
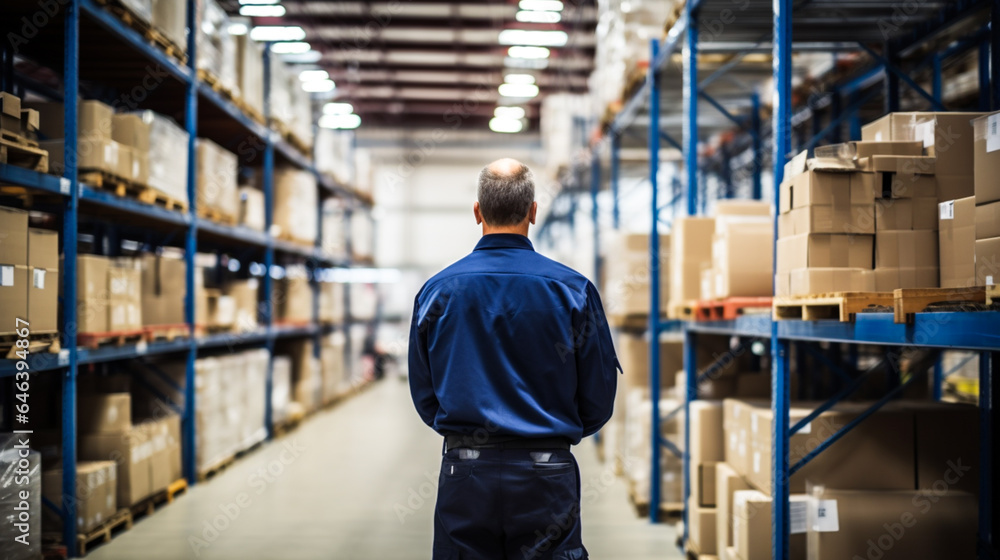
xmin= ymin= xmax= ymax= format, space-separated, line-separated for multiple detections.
xmin=733 ymin=491 xmax=807 ymax=560
xmin=855 ymin=171 xmax=937 ymax=200
xmin=875 ymin=230 xmax=938 ymax=269
xmin=275 ymin=275 xmax=313 ymax=323
xmin=904 ymin=402 xmax=980 ymax=495
xmin=687 ymin=498 xmax=717 ymax=555
xmin=859 ymin=155 xmax=936 ymax=176
xmin=806 ymin=488 xmax=976 ymax=560
xmin=696 ymin=462 xmax=717 ymax=507
xmin=43 ymin=461 xmax=117 ymax=534
xmin=778 ymin=204 xmax=875 ymax=237
xmin=788 ymin=267 xmax=874 ymax=296
xmin=912 ymin=112 xmax=985 ymax=176
xmin=976 ymin=199 xmax=1000 ymax=240
xmin=76 ymin=256 xmax=109 ymax=333
xmin=151 ymin=0 xmax=186 ymax=53
xmin=715 ymin=462 xmax=751 ymax=554
xmin=873 ymin=267 xmax=939 ymax=291
xmin=603 ymin=232 xmax=670 ymax=317
xmin=711 ymin=223 xmax=773 ymax=298
xmin=0 ymin=206 xmax=29 ymax=265
xmin=776 ymin=234 xmax=873 ymax=274
xmin=616 ymin=332 xmax=682 ymax=391
xmin=111 ymin=113 xmax=152 ymax=152
xmin=79 ymin=393 xmax=132 ymax=433
xmin=238 ymin=187 xmax=266 ymax=231
xmin=80 ymin=427 xmax=153 ymax=508
xmin=973 ymin=113 xmax=1000 ymax=205
xmin=225 ymin=279 xmax=259 ymax=331
xmin=670 ymin=218 xmax=715 ymax=305
xmin=975 ymin=237 xmax=1000 ymax=285
xmin=273 ymin=167 xmax=318 ymax=245
xmin=0 ymin=265 xmax=28 ymax=336
xmin=108 ymin=266 xmax=142 ymax=331
xmin=690 ymin=401 xmax=724 ymax=466
xmin=939 ymin=197 xmax=976 ymax=288
xmin=142 ymin=414 xmax=182 ymax=494
xmin=27 ymin=231 xmax=59 ymax=334
xmin=0 ymin=92 xmax=21 ymax=133
xmin=874 ymin=197 xmax=937 ymax=231
xmin=42 ymin=137 xmax=121 ymax=176
xmin=25 ymin=99 xmax=114 ymax=140
xmin=861 ymin=112 xmax=920 ymax=142
xmin=140 ymin=253 xmax=186 ymax=326
xmin=196 ymin=138 xmax=240 ymax=220
xmin=28 ymin=228 xmax=59 ymax=270
xmin=20 ymin=108 xmax=39 ymax=138
xmin=700 ymin=266 xmax=714 ymax=301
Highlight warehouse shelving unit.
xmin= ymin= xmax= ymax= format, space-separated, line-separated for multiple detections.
xmin=591 ymin=1 xmax=999 ymax=558
xmin=0 ymin=0 xmax=374 ymax=554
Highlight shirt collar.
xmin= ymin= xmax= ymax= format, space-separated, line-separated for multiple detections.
xmin=474 ymin=233 xmax=535 ymax=252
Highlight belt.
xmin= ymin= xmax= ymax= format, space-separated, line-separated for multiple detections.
xmin=444 ymin=435 xmax=570 ymax=452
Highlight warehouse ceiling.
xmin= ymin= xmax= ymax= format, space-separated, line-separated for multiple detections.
xmin=222 ymin=0 xmax=598 ymax=131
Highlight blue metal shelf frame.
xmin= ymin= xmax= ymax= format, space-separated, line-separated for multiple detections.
xmin=1 ymin=2 xmax=372 ymax=554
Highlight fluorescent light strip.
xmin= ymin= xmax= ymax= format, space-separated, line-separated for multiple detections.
xmin=271 ymin=41 xmax=312 ymax=54
xmin=489 ymin=117 xmax=524 ymax=133
xmin=239 ymin=5 xmax=285 ymax=17
xmin=495 ymin=106 xmax=526 ymax=119
xmin=498 ymin=83 xmax=539 ymax=98
xmin=504 ymin=73 xmax=536 ymax=85
xmin=302 ymin=79 xmax=336 ymax=92
xmin=516 ymin=10 xmax=561 ymax=23
xmin=519 ymin=0 xmax=563 ymax=12
xmin=323 ymin=102 xmax=354 ymax=115
xmin=499 ymin=29 xmax=568 ymax=47
xmin=250 ymin=26 xmax=305 ymax=42
xmin=507 ymin=46 xmax=550 ymax=59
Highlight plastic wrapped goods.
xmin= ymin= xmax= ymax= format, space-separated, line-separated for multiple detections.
xmin=1 ymin=435 xmax=41 ymax=560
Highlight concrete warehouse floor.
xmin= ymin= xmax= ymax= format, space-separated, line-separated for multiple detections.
xmin=88 ymin=379 xmax=682 ymax=560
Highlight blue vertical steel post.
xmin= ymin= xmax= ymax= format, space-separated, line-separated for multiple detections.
xmin=932 ymin=355 xmax=943 ymax=402
xmin=682 ymin=328 xmax=698 ymax=545
xmin=992 ymin=1 xmax=1000 ymax=110
xmin=182 ymin=0 xmax=199 ymax=484
xmin=683 ymin=7 xmax=699 ymax=217
xmin=262 ymin=45 xmax=276 ymax=437
xmin=751 ymin=92 xmax=763 ymax=200
xmin=62 ymin=1 xmax=80 ymax=553
xmin=885 ymin=43 xmax=900 ymax=113
xmin=610 ymin=134 xmax=620 ymax=229
xmin=978 ymin=351 xmax=994 ymax=556
xmin=771 ymin=0 xmax=793 ymax=558
xmin=591 ymin=150 xmax=601 ymax=288
xmin=932 ymin=55 xmax=943 ymax=107
xmin=979 ymin=41 xmax=991 ymax=112
xmin=647 ymin=38 xmax=662 ymax=524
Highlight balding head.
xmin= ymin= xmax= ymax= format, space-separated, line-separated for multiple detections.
xmin=477 ymin=158 xmax=535 ymax=227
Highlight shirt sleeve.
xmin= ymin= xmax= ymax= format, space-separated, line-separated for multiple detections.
xmin=408 ymin=294 xmax=440 ymax=428
xmin=575 ymin=282 xmax=621 ymax=437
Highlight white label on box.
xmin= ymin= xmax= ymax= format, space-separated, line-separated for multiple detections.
xmin=988 ymin=275 xmax=995 ymax=286
xmin=0 ymin=265 xmax=13 ymax=287
xmin=790 ymin=500 xmax=809 ymax=534
xmin=135 ymin=340 xmax=148 ymax=355
xmin=59 ymin=177 xmax=71 ymax=194
xmin=751 ymin=414 xmax=758 ymax=434
xmin=33 ymin=268 xmax=45 ymax=289
xmin=874 ymin=131 xmax=883 ymax=142
xmin=58 ymin=349 xmax=69 ymax=366
xmin=916 ymin=121 xmax=935 ymax=148
xmin=940 ymin=200 xmax=955 ymax=220
xmin=811 ymin=499 xmax=840 ymax=532
xmin=988 ymin=114 xmax=1000 ymax=153
xmin=752 ymin=451 xmax=760 ymax=473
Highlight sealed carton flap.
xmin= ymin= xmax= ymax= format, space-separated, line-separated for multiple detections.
xmin=807 ymin=157 xmax=856 ymax=172
xmin=813 ymin=142 xmax=855 ymax=161
xmin=784 ymin=150 xmax=808 ymax=179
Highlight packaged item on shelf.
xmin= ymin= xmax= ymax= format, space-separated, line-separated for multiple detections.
xmin=75 ymin=255 xmax=111 ymax=333
xmin=234 ymin=34 xmax=264 ymax=117
xmin=196 ymin=0 xmax=239 ymax=97
xmin=26 ymin=229 xmax=58 ymax=332
xmin=777 ymin=169 xmax=874 ymax=235
xmin=42 ymin=461 xmax=117 ymax=534
xmin=279 ymin=339 xmax=322 ymax=414
xmin=25 ymin=99 xmax=113 ymax=141
xmin=0 ymin=92 xmax=20 ymax=133
xmin=873 ymin=197 xmax=938 ymax=231
xmin=1 ymin=435 xmax=41 ymax=560
xmin=79 ymin=426 xmax=152 ymax=508
xmin=711 ymin=222 xmax=773 ymax=298
xmin=320 ymin=332 xmax=347 ymax=404
xmin=151 ymin=0 xmax=186 ymax=53
xmin=272 ymin=167 xmax=318 ymax=245
xmin=238 ymin=186 xmax=265 ymax=231
xmin=350 ymin=283 xmax=379 ymax=322
xmin=733 ymin=490 xmax=807 ymax=560
xmin=776 ymin=234 xmax=874 ymax=274
xmin=786 ymin=268 xmax=874 ymax=297
xmin=973 ymin=112 xmax=1000 ymax=205
xmin=615 ymin=331 xmax=682 ymax=393
xmin=20 ymin=108 xmax=39 ymax=140
xmin=318 ymin=281 xmax=345 ymax=324
xmin=714 ymin=462 xmax=751 ymax=555
xmin=686 ymin=496 xmax=717 ymax=555
xmin=118 ymin=0 xmax=153 ymax=24
xmin=350 ymin=210 xmax=374 ymax=260
xmin=41 ymin=137 xmax=122 ymax=178
xmin=79 ymin=393 xmax=132 ymax=434
xmin=321 ymin=198 xmax=348 ymax=259
xmin=669 ymin=217 xmax=715 ymax=313
xmin=272 ymin=356 xmax=293 ymax=426
xmin=0 ymin=206 xmax=29 ymax=336
xmin=315 ymin=128 xmax=354 ymax=185
xmin=977 ymin=200 xmax=1000 ymax=240
xmin=602 ymin=232 xmax=670 ymax=319
xmin=976 ymin=236 xmax=1000 ymax=286
xmin=939 ymin=198 xmax=977 ymax=288
xmin=225 ymin=278 xmax=259 ymax=332
xmin=108 ymin=259 xmax=143 ymax=331
xmin=873 ymin=230 xmax=939 ymax=290
xmin=275 ymin=268 xmax=312 ymax=324
xmin=196 ymin=138 xmax=239 ymax=222
xmin=139 ymin=252 xmax=186 ymax=327
xmin=622 ymin=393 xmax=684 ymax=509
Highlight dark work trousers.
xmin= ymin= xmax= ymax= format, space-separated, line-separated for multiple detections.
xmin=432 ymin=447 xmax=588 ymax=560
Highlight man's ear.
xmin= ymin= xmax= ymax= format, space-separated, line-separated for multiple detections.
xmin=474 ymin=201 xmax=483 ymax=225
xmin=528 ymin=201 xmax=537 ymax=225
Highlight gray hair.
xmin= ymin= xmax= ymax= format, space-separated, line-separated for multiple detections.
xmin=477 ymin=159 xmax=535 ymax=226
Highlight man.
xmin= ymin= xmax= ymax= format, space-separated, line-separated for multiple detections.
xmin=408 ymin=158 xmax=620 ymax=560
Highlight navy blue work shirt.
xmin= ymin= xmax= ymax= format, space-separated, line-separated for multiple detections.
xmin=408 ymin=233 xmax=620 ymax=445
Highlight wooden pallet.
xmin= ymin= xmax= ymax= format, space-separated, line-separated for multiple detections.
xmin=893 ymin=286 xmax=989 ymax=324
xmin=76 ymin=508 xmax=133 ymax=557
xmin=0 ymin=130 xmax=49 ymax=172
xmin=197 ymin=454 xmax=236 ymax=483
xmin=131 ymin=478 xmax=188 ymax=520
xmin=146 ymin=26 xmax=186 ymax=63
xmin=93 ymin=0 xmax=186 ymax=63
xmin=667 ymin=301 xmax=697 ymax=321
xmin=988 ymin=284 xmax=999 ymax=306
xmin=232 ymin=95 xmax=265 ymax=125
xmin=773 ymin=292 xmax=894 ymax=322
xmin=144 ymin=324 xmax=189 ymax=342
xmin=77 ymin=329 xmax=146 ymax=349
xmin=1 ymin=331 xmax=60 ymax=359
xmin=197 ymin=69 xmax=237 ymax=101
xmin=81 ymin=170 xmax=188 ymax=212
xmin=692 ymin=297 xmax=773 ymax=321
xmin=196 ymin=206 xmax=237 ymax=225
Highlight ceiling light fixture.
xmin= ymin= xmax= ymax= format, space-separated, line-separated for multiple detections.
xmin=489 ymin=117 xmax=524 ymax=133
xmin=279 ymin=50 xmax=323 ymax=63
xmin=302 ymin=79 xmax=336 ymax=93
xmin=507 ymin=46 xmax=551 ymax=59
xmin=228 ymin=22 xmax=249 ymax=36
xmin=494 ymin=106 xmax=526 ymax=119
xmin=515 ymin=10 xmax=561 ymax=23
xmin=239 ymin=0 xmax=279 ymax=4
xmin=250 ymin=26 xmax=305 ymax=42
xmin=518 ymin=0 xmax=563 ymax=12
xmin=299 ymin=69 xmax=329 ymax=82
xmin=503 ymin=73 xmax=536 ymax=85
xmin=498 ymin=83 xmax=539 ymax=98
xmin=319 ymin=113 xmax=361 ymax=130
xmin=239 ymin=5 xmax=285 ymax=17
xmin=504 ymin=57 xmax=548 ymax=69
xmin=323 ymin=102 xmax=354 ymax=115
xmin=499 ymin=29 xmax=568 ymax=47
xmin=270 ymin=41 xmax=312 ymax=54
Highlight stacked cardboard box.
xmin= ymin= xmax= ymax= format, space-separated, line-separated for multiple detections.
xmin=279 ymin=339 xmax=322 ymax=414
xmin=321 ymin=198 xmax=348 ymax=260
xmin=139 ymin=252 xmax=186 ymax=327
xmin=318 ymin=281 xmax=345 ymax=324
xmin=151 ymin=0 xmax=185 ymax=53
xmin=274 ymin=267 xmax=312 ymax=324
xmin=195 ymin=138 xmax=239 ymax=222
xmin=0 ymin=92 xmax=21 ymax=135
xmin=234 ymin=34 xmax=264 ymax=117
xmin=320 ymin=332 xmax=347 ymax=405
xmin=225 ymin=278 xmax=259 ymax=332
xmin=668 ymin=217 xmax=714 ymax=315
xmin=238 ymin=186 xmax=265 ymax=231
xmin=602 ymin=232 xmax=670 ymax=322
xmin=196 ymin=0 xmax=238 ymax=97
xmin=1 ymin=208 xmax=56 ymax=336
xmin=108 ymin=260 xmax=142 ymax=332
xmin=350 ymin=283 xmax=379 ymax=322
xmin=108 ymin=110 xmax=189 ymax=204
xmin=622 ymin=393 xmax=683 ymax=509
xmin=272 ymin=356 xmax=293 ymax=427
xmin=0 ymin=435 xmax=41 ymax=560
xmin=27 ymin=229 xmax=59 ymax=333
xmin=705 ymin=202 xmax=773 ymax=300
xmin=74 ymin=255 xmax=143 ymax=334
xmin=272 ymin=167 xmax=318 ymax=245
xmin=687 ymin=401 xmax=724 ymax=556
xmin=42 ymin=461 xmax=117 ymax=534
xmin=973 ymin=112 xmax=1000 ymax=286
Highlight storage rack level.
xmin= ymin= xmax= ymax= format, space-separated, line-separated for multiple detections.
xmin=589 ymin=0 xmax=999 ymax=558
xmin=0 ymin=0 xmax=377 ymax=556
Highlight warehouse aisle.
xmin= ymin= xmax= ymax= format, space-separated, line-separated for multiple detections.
xmin=89 ymin=380 xmax=680 ymax=560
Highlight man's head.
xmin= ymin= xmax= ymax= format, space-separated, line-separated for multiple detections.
xmin=474 ymin=158 xmax=537 ymax=235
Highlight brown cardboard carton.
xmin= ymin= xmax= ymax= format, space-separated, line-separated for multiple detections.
xmin=111 ymin=113 xmax=152 ymax=152
xmin=238 ymin=186 xmax=266 ymax=231
xmin=196 ymin=138 xmax=240 ymax=220
xmin=788 ymin=268 xmax=874 ymax=296
xmin=859 ymin=155 xmax=936 ymax=175
xmin=42 ymin=137 xmax=120 ymax=176
xmin=0 ymin=92 xmax=20 ymax=133
xmin=76 ymin=255 xmax=110 ymax=333
xmin=108 ymin=266 xmax=142 ymax=331
xmin=689 ymin=400 xmax=724 ymax=466
xmin=913 ymin=112 xmax=985 ymax=176
xmin=733 ymin=491 xmax=807 ymax=560
xmin=778 ymin=205 xmax=876 ymax=237
xmin=976 ymin=200 xmax=1000 ymax=240
xmin=25 ymin=99 xmax=114 ymax=140
xmin=143 ymin=415 xmax=182 ymax=493
xmin=975 ymin=237 xmax=1000 ymax=285
xmin=28 ymin=228 xmax=59 ymax=270
xmin=0 ymin=206 xmax=29 ymax=266
xmin=225 ymin=278 xmax=260 ymax=331
xmin=151 ymin=0 xmax=186 ymax=53
xmin=20 ymin=108 xmax=39 ymax=138
xmin=934 ymin=174 xmax=975 ymax=204
xmin=715 ymin=462 xmax=751 ymax=554
xmin=973 ymin=113 xmax=1000 ymax=205
xmin=874 ymin=197 xmax=938 ymax=231
xmin=687 ymin=498 xmax=717 ymax=555
xmin=140 ymin=253 xmax=186 ymax=326
xmin=275 ymin=275 xmax=312 ymax=323
xmin=670 ymin=217 xmax=715 ymax=306
xmin=898 ymin=402 xmax=980 ymax=495
xmin=43 ymin=461 xmax=117 ymax=534
xmin=603 ymin=232 xmax=670 ymax=317
xmin=776 ymin=234 xmax=873 ymax=274
xmin=79 ymin=393 xmax=132 ymax=433
xmin=875 ymin=230 xmax=938 ymax=268
xmin=861 ymin=112 xmax=919 ymax=142
xmin=0 ymin=265 xmax=28 ymax=336
xmin=696 ymin=462 xmax=717 ymax=507
xmin=27 ymin=229 xmax=59 ymax=332
xmin=857 ymin=170 xmax=937 ymax=199
xmin=873 ymin=267 xmax=939 ymax=291
xmin=939 ymin=197 xmax=976 ymax=288
xmin=806 ymin=488 xmax=976 ymax=560
xmin=711 ymin=223 xmax=773 ymax=298
xmin=616 ymin=331 xmax=681 ymax=391
xmin=80 ymin=427 xmax=153 ymax=508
